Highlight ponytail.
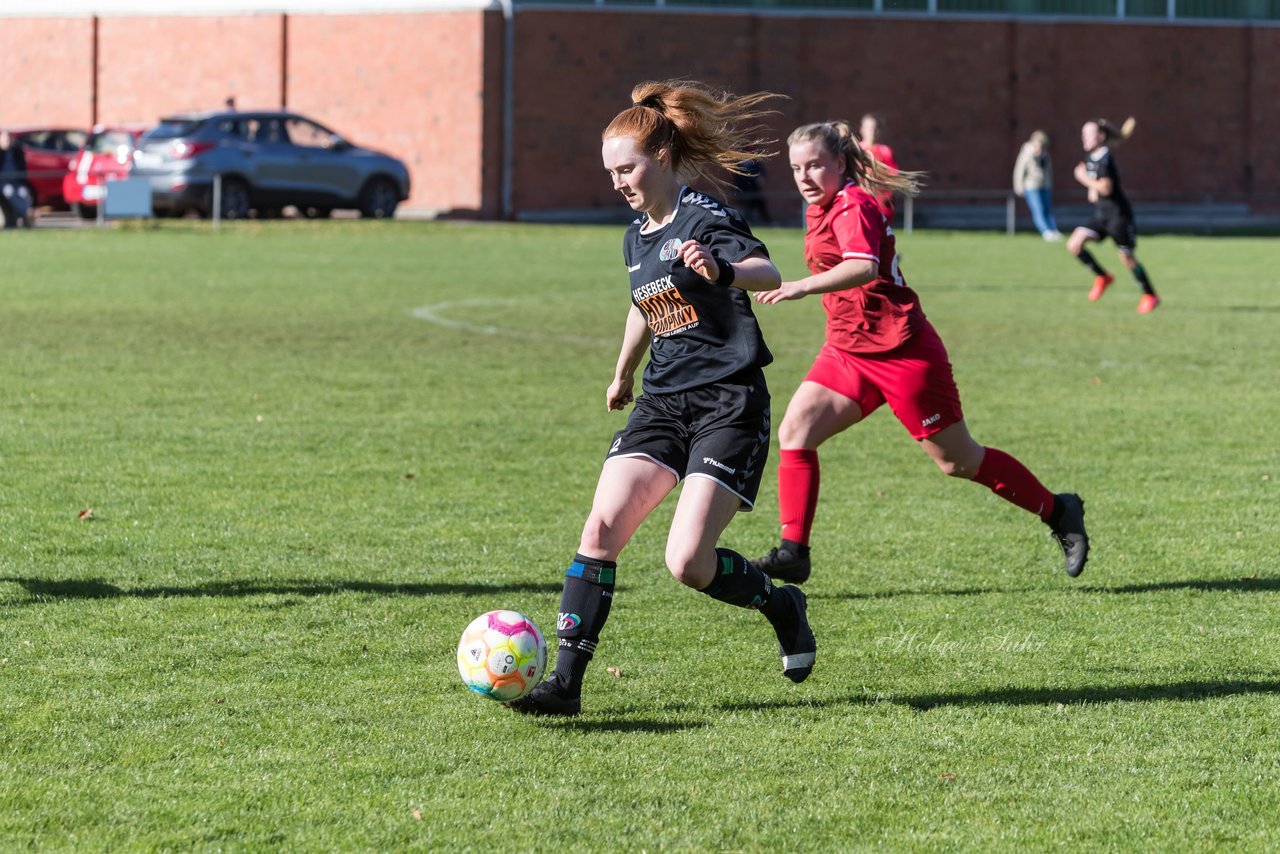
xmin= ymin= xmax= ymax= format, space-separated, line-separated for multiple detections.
xmin=1095 ymin=116 xmax=1137 ymax=144
xmin=603 ymin=80 xmax=783 ymax=191
xmin=787 ymin=120 xmax=925 ymax=198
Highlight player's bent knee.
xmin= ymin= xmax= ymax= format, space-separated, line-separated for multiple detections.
xmin=579 ymin=514 xmax=624 ymax=556
xmin=778 ymin=413 xmax=822 ymax=448
xmin=665 ymin=560 xmax=703 ymax=588
xmin=664 ymin=547 xmax=707 ymax=588
xmin=932 ymin=454 xmax=979 ymax=479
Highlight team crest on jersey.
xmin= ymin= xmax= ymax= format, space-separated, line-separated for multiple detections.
xmin=659 ymin=238 xmax=683 ymax=261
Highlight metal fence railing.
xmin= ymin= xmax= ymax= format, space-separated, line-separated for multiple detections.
xmin=513 ymin=0 xmax=1280 ymax=20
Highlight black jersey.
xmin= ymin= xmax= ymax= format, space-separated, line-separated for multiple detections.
xmin=623 ymin=188 xmax=773 ymax=394
xmin=1085 ymin=146 xmax=1134 ymax=220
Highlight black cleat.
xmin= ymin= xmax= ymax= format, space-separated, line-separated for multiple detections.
xmin=1049 ymin=493 xmax=1089 ymax=577
xmin=506 ymin=678 xmax=582 ymax=717
xmin=769 ymin=585 xmax=816 ymax=683
xmin=749 ymin=543 xmax=811 ymax=585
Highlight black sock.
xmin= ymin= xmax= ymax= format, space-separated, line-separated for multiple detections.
xmin=781 ymin=538 xmax=810 ymax=557
xmin=1131 ymin=263 xmax=1156 ymax=296
xmin=701 ymin=547 xmax=787 ymax=620
xmin=1076 ymin=248 xmax=1106 ymax=276
xmin=1046 ymin=496 xmax=1064 ymax=528
xmin=550 ymin=554 xmax=615 ymax=696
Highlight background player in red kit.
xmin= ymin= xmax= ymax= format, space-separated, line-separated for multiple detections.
xmin=858 ymin=113 xmax=898 ymax=214
xmin=1066 ymin=117 xmax=1161 ymax=313
xmin=749 ymin=120 xmax=1089 ymax=585
xmin=509 ymin=81 xmax=815 ymax=717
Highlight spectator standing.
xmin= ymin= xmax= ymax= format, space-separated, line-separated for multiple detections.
xmin=1013 ymin=130 xmax=1062 ymax=240
xmin=0 ymin=130 xmax=32 ymax=227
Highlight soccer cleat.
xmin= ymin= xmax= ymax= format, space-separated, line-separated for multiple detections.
xmin=1088 ymin=273 xmax=1114 ymax=302
xmin=769 ymin=586 xmax=816 ymax=683
xmin=1048 ymin=493 xmax=1089 ymax=578
xmin=506 ymin=677 xmax=582 ymax=717
xmin=1137 ymin=294 xmax=1161 ymax=314
xmin=748 ymin=544 xmax=811 ymax=585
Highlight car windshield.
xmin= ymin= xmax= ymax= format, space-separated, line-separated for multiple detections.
xmin=144 ymin=119 xmax=204 ymax=141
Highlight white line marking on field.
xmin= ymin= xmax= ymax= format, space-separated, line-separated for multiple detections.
xmin=411 ymin=299 xmax=613 ymax=346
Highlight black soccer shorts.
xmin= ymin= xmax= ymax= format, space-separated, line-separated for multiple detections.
xmin=1083 ymin=211 xmax=1137 ymax=252
xmin=604 ymin=374 xmax=771 ymax=510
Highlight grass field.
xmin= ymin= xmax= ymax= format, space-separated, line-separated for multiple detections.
xmin=2 ymin=220 xmax=1277 ymax=850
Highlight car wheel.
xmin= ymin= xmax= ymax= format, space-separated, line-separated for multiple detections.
xmin=218 ymin=178 xmax=252 ymax=220
xmin=75 ymin=203 xmax=97 ymax=220
xmin=304 ymin=206 xmax=333 ymax=219
xmin=358 ymin=178 xmax=399 ymax=219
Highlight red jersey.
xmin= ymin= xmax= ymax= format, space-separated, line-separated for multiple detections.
xmin=863 ymin=142 xmax=898 ymax=172
xmin=804 ymin=182 xmax=925 ymax=354
xmin=861 ymin=142 xmax=898 ymax=214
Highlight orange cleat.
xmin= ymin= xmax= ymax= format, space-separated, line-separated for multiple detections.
xmin=1088 ymin=273 xmax=1114 ymax=302
xmin=1137 ymin=294 xmax=1161 ymax=314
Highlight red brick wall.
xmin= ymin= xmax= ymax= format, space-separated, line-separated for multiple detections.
xmin=0 ymin=17 xmax=94 ymax=125
xmin=97 ymin=15 xmax=285 ymax=125
xmin=509 ymin=9 xmax=1273 ymax=215
xmin=1248 ymin=26 xmax=1280 ymax=208
xmin=288 ymin=11 xmax=504 ymax=216
xmin=0 ymin=9 xmax=1273 ymax=217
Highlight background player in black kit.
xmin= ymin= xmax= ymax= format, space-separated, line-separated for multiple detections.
xmin=1066 ymin=117 xmax=1161 ymax=314
xmin=509 ymin=80 xmax=816 ymax=717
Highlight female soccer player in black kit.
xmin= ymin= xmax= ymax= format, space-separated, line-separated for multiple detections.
xmin=509 ymin=81 xmax=816 ymax=717
xmin=1067 ymin=117 xmax=1161 ymax=314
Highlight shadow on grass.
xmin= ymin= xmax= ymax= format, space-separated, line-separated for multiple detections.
xmin=1082 ymin=577 xmax=1280 ymax=595
xmin=0 ymin=576 xmax=562 ymax=602
xmin=719 ymin=678 xmax=1280 ymax=713
xmin=541 ymin=719 xmax=710 ymax=734
xmin=1223 ymin=305 xmax=1280 ymax=313
xmin=809 ymin=585 xmax=1034 ymax=601
xmin=808 ymin=577 xmax=1280 ymax=601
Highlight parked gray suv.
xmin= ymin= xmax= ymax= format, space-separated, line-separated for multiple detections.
xmin=131 ymin=109 xmax=410 ymax=219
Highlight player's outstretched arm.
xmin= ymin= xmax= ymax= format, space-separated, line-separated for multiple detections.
xmin=755 ymin=258 xmax=877 ymax=305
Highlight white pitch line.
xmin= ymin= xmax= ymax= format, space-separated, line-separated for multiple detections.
xmin=411 ymin=298 xmax=613 ymax=346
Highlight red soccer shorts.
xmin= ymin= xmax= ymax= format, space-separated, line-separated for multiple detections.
xmin=803 ymin=321 xmax=964 ymax=441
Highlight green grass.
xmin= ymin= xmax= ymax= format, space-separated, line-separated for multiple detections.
xmin=2 ymin=220 xmax=1277 ymax=850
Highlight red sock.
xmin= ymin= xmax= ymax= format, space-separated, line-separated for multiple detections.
xmin=778 ymin=449 xmax=820 ymax=545
xmin=971 ymin=447 xmax=1056 ymax=521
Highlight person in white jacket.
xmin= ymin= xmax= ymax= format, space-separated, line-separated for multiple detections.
xmin=1013 ymin=130 xmax=1061 ymax=240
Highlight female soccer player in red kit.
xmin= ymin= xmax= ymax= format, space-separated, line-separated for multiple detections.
xmin=858 ymin=113 xmax=898 ymax=214
xmin=749 ymin=120 xmax=1089 ymax=584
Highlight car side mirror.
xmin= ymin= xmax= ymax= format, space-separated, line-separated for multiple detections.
xmin=330 ymin=136 xmax=351 ymax=151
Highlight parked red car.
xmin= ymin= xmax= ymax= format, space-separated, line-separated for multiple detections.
xmin=3 ymin=127 xmax=87 ymax=209
xmin=63 ymin=125 xmax=149 ymax=218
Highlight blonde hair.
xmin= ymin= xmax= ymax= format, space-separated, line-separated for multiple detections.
xmin=603 ymin=80 xmax=782 ymax=191
xmin=787 ymin=120 xmax=924 ymax=198
xmin=1030 ymin=130 xmax=1049 ymax=147
xmin=1094 ymin=116 xmax=1137 ymax=144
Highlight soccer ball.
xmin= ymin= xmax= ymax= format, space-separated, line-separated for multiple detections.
xmin=456 ymin=610 xmax=548 ymax=702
